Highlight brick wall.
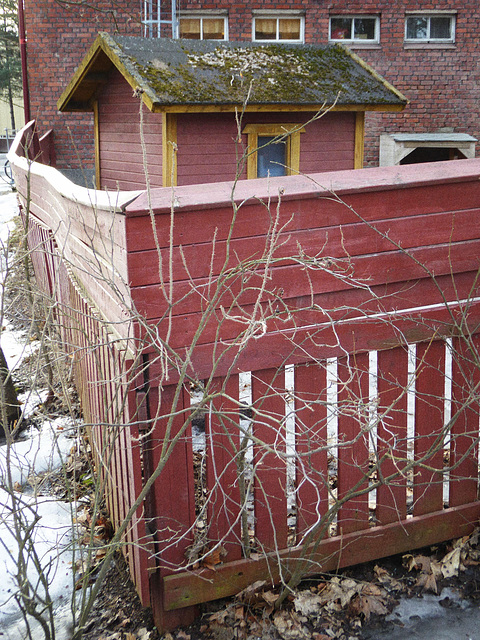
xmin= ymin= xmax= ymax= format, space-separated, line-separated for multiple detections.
xmin=23 ymin=1 xmax=480 ymax=172
xmin=23 ymin=0 xmax=142 ymax=178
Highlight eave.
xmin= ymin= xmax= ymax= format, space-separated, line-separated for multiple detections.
xmin=58 ymin=34 xmax=409 ymax=115
xmin=57 ymin=33 xmax=159 ymax=113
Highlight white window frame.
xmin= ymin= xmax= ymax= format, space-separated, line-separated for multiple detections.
xmin=404 ymin=13 xmax=456 ymax=44
xmin=143 ymin=0 xmax=177 ymax=38
xmin=329 ymin=15 xmax=380 ymax=44
xmin=177 ymin=14 xmax=229 ymax=41
xmin=252 ymin=14 xmax=305 ymax=44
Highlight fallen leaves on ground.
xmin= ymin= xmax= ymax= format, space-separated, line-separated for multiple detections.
xmin=402 ymin=527 xmax=480 ymax=592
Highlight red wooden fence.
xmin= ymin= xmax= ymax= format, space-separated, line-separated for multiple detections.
xmin=9 ymin=122 xmax=480 ymax=632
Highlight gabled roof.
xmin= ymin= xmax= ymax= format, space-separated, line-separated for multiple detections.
xmin=58 ymin=33 xmax=408 ymax=113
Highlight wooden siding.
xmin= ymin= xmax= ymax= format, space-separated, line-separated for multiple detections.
xmin=175 ymin=111 xmax=355 ymax=185
xmin=98 ymin=69 xmax=163 ymax=191
xmin=124 ymin=160 xmax=480 ymax=358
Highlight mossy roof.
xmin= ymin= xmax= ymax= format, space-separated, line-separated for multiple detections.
xmin=58 ymin=33 xmax=408 ymax=113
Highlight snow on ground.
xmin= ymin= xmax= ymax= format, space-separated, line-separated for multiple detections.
xmin=0 ymin=186 xmax=81 ymax=639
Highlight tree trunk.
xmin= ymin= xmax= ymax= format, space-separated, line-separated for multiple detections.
xmin=0 ymin=345 xmax=20 ymax=438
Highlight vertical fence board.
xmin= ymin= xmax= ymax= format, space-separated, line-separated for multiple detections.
xmin=150 ymin=382 xmax=195 ymax=568
xmin=449 ymin=335 xmax=480 ymax=506
xmin=206 ymin=375 xmax=242 ymax=561
xmin=294 ymin=362 xmax=328 ymax=538
xmin=149 ymin=382 xmax=197 ymax=629
xmin=414 ymin=341 xmax=445 ymax=516
xmin=252 ymin=367 xmax=288 ymax=551
xmin=376 ymin=346 xmax=408 ymax=524
xmin=337 ymin=353 xmax=370 ymax=534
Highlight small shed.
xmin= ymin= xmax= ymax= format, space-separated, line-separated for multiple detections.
xmin=57 ymin=34 xmax=407 ymax=190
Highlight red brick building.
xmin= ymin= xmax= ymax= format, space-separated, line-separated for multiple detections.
xmin=21 ymin=1 xmax=479 ymax=181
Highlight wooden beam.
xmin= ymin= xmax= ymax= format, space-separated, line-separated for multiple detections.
xmin=162 ymin=113 xmax=177 ymax=187
xmin=93 ymin=100 xmax=101 ymax=189
xmin=152 ymin=103 xmax=406 ymax=115
xmin=163 ymin=501 xmax=480 ymax=610
xmin=354 ymin=111 xmax=365 ymax=169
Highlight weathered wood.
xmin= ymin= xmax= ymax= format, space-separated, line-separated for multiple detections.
xmin=414 ymin=341 xmax=445 ymax=516
xmin=376 ymin=346 xmax=408 ymax=524
xmin=294 ymin=362 xmax=328 ymax=537
xmin=449 ymin=335 xmax=480 ymax=506
xmin=337 ymin=352 xmax=370 ymax=534
xmin=206 ymin=375 xmax=243 ymax=562
xmin=163 ymin=501 xmax=480 ymax=610
xmin=11 ymin=131 xmax=480 ymax=633
xmin=252 ymin=368 xmax=288 ymax=551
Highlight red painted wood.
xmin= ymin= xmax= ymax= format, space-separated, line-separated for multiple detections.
xmin=449 ymin=334 xmax=480 ymax=506
xmin=376 ymin=347 xmax=408 ymax=524
xmin=128 ymin=241 xmax=480 ymax=324
xmin=205 ymin=375 xmax=242 ymax=561
xmin=149 ymin=381 xmax=196 ymax=570
xmin=337 ymin=352 xmax=371 ymax=535
xmin=125 ymin=162 xmax=480 ymax=231
xmin=145 ymin=298 xmax=480 ymax=388
xmin=164 ymin=501 xmax=480 ymax=611
xmin=252 ymin=367 xmax=288 ymax=551
xmin=98 ymin=69 xmax=163 ymax=190
xmin=414 ymin=341 xmax=446 ymax=516
xmin=127 ymin=207 xmax=480 ymax=287
xmin=294 ymin=362 xmax=328 ymax=538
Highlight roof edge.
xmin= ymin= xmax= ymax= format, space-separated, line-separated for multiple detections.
xmin=57 ymin=32 xmax=159 ymax=113
xmin=339 ymin=44 xmax=409 ymax=106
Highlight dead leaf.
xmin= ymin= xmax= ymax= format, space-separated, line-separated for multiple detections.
xmin=349 ymin=593 xmax=388 ymax=620
xmin=416 ymin=570 xmax=437 ymax=593
xmin=201 ymin=545 xmax=226 ymax=570
xmin=236 ymin=580 xmax=267 ymax=604
xmin=262 ymin=590 xmax=278 ymax=605
xmin=209 ymin=609 xmax=230 ymax=625
xmin=440 ymin=547 xmax=463 ymax=578
xmin=294 ymin=590 xmax=324 ymax=616
xmin=273 ymin=610 xmax=310 ymax=639
xmin=374 ymin=565 xmax=404 ymax=592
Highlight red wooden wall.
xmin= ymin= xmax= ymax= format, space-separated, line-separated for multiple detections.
xmin=97 ymin=69 xmax=163 ymax=191
xmin=175 ymin=111 xmax=355 ymax=185
xmin=95 ymin=69 xmax=356 ymax=190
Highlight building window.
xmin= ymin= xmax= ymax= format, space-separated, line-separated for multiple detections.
xmin=253 ymin=16 xmax=304 ymax=43
xmin=329 ymin=16 xmax=379 ymax=43
xmin=405 ymin=14 xmax=455 ymax=43
xmin=243 ymin=124 xmax=305 ymax=179
xmin=179 ymin=15 xmax=228 ymax=40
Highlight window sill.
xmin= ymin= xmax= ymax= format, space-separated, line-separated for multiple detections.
xmin=331 ymin=42 xmax=382 ymax=49
xmin=403 ymin=42 xmax=456 ymax=49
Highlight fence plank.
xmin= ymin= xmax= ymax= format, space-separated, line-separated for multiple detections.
xmin=449 ymin=335 xmax=480 ymax=506
xmin=206 ymin=375 xmax=242 ymax=561
xmin=376 ymin=347 xmax=408 ymax=524
xmin=294 ymin=362 xmax=328 ymax=538
xmin=164 ymin=501 xmax=480 ymax=610
xmin=414 ymin=341 xmax=445 ymax=516
xmin=252 ymin=367 xmax=288 ymax=551
xmin=337 ymin=353 xmax=370 ymax=534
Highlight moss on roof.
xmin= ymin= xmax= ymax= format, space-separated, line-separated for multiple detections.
xmin=58 ymin=33 xmax=408 ymax=112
